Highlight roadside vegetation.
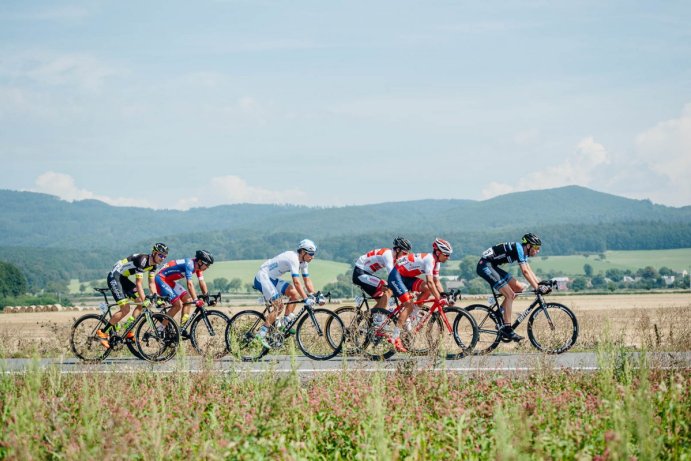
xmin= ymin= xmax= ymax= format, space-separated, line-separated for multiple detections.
xmin=1 ymin=343 xmax=689 ymax=460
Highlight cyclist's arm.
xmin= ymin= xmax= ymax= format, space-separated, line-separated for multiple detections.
xmin=426 ymin=274 xmax=443 ymax=300
xmin=186 ymin=277 xmax=199 ymax=301
xmin=197 ymin=277 xmax=208 ymax=296
xmin=136 ymin=275 xmax=148 ymax=303
xmin=292 ymin=275 xmax=309 ymax=299
xmin=519 ymin=263 xmax=540 ymax=290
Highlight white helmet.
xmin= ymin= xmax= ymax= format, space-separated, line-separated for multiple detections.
xmin=297 ymin=239 xmax=317 ymax=254
xmin=433 ymin=238 xmax=453 ymax=256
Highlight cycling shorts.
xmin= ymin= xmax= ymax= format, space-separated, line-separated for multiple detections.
xmin=253 ymin=271 xmax=290 ymax=301
xmin=387 ymin=267 xmax=424 ymax=303
xmin=107 ymin=273 xmax=138 ymax=305
xmin=155 ymin=277 xmax=188 ymax=303
xmin=477 ymin=259 xmax=512 ymax=290
xmin=352 ymin=266 xmax=387 ymax=298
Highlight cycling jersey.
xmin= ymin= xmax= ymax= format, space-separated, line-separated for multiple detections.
xmin=355 ymin=248 xmax=395 ymax=274
xmin=480 ymin=242 xmax=528 ymax=266
xmin=254 ymin=251 xmax=309 ymax=301
xmin=107 ymin=253 xmax=162 ymax=304
xmin=394 ymin=253 xmax=440 ymax=278
xmin=155 ymin=258 xmax=204 ymax=302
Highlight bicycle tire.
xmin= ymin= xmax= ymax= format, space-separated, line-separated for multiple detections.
xmin=447 ymin=307 xmax=479 ymax=360
xmin=464 ymin=304 xmax=502 ymax=355
xmin=527 ymin=302 xmax=579 ymax=354
xmin=362 ymin=307 xmax=396 ymax=361
xmin=402 ymin=307 xmax=442 ymax=355
xmin=135 ymin=312 xmax=180 ymax=362
xmin=190 ymin=310 xmax=231 ymax=359
xmin=331 ymin=306 xmax=368 ymax=355
xmin=225 ymin=310 xmax=268 ymax=361
xmin=296 ymin=309 xmax=345 ymax=360
xmin=70 ymin=314 xmax=112 ymax=362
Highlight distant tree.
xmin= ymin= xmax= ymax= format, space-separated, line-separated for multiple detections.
xmin=591 ymin=274 xmax=607 ymax=289
xmin=458 ymin=256 xmax=478 ymax=282
xmin=211 ymin=277 xmax=230 ymax=292
xmin=228 ymin=278 xmax=243 ymax=293
xmin=570 ymin=277 xmax=588 ymax=292
xmin=605 ymin=268 xmax=624 ymax=282
xmin=637 ymin=266 xmax=658 ymax=280
xmin=244 ymin=282 xmax=254 ymax=294
xmin=79 ymin=284 xmax=86 ymax=294
xmin=0 ymin=261 xmax=28 ymax=298
xmin=659 ymin=266 xmax=674 ymax=276
xmin=583 ymin=264 xmax=593 ymax=277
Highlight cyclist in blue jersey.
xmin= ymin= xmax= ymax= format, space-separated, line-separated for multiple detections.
xmin=476 ymin=233 xmax=550 ymax=341
xmin=155 ymin=250 xmax=214 ymax=329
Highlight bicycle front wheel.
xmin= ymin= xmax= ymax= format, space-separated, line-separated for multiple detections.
xmin=225 ymin=310 xmax=268 ymax=361
xmin=332 ymin=306 xmax=368 ymax=355
xmin=464 ymin=304 xmax=502 ymax=355
xmin=190 ymin=310 xmax=231 ymax=359
xmin=135 ymin=312 xmax=180 ymax=362
xmin=402 ymin=308 xmax=442 ymax=356
xmin=527 ymin=303 xmax=579 ymax=354
xmin=362 ymin=308 xmax=396 ymax=361
xmin=70 ymin=314 xmax=111 ymax=362
xmin=296 ymin=309 xmax=345 ymax=360
xmin=447 ymin=307 xmax=478 ymax=359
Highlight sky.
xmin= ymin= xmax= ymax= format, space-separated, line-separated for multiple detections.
xmin=1 ymin=1 xmax=690 ymax=209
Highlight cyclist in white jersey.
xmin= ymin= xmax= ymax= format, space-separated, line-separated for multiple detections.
xmin=353 ymin=237 xmax=412 ymax=309
xmin=253 ymin=239 xmax=324 ymax=344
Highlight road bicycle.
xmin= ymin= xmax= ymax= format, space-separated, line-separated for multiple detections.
xmin=225 ymin=291 xmax=345 ymax=361
xmin=357 ymin=290 xmax=479 ymax=361
xmin=463 ymin=280 xmax=578 ymax=354
xmin=70 ymin=288 xmax=180 ymax=363
xmin=157 ymin=292 xmax=230 ymax=359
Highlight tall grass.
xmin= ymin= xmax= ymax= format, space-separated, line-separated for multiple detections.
xmin=1 ymin=356 xmax=688 ymax=460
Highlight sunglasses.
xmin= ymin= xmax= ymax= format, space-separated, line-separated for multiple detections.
xmin=156 ymin=253 xmax=167 ymax=259
xmin=305 ymin=251 xmax=315 ymax=256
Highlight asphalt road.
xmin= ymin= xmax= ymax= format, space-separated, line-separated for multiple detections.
xmin=2 ymin=351 xmax=690 ymax=374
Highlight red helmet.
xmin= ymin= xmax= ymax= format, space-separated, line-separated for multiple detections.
xmin=432 ymin=238 xmax=453 ymax=256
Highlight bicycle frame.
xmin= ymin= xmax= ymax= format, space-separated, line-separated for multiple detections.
xmin=487 ymin=282 xmax=556 ymax=331
xmin=374 ymin=297 xmax=451 ymax=337
xmin=159 ymin=293 xmax=223 ymax=334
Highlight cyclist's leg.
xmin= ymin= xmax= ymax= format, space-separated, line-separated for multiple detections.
xmin=477 ymin=260 xmax=521 ymax=340
xmin=352 ymin=267 xmax=387 ymax=309
xmin=253 ymin=272 xmax=285 ymax=327
xmin=106 ymin=274 xmax=134 ymax=328
xmin=385 ymin=269 xmax=413 ymax=352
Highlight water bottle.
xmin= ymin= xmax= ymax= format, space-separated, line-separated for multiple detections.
xmin=98 ymin=302 xmax=108 ymax=314
xmin=354 ymin=295 xmax=364 ymax=307
xmin=487 ymin=295 xmax=495 ymax=307
xmin=285 ymin=312 xmax=296 ymax=326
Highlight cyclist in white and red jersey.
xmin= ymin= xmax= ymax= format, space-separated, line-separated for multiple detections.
xmin=353 ymin=237 xmax=412 ymax=309
xmin=97 ymin=243 xmax=168 ymax=348
xmin=154 ymin=250 xmax=214 ymax=330
xmin=386 ymin=238 xmax=454 ymax=352
xmin=252 ymin=239 xmax=325 ymax=346
xmin=476 ymin=232 xmax=546 ymax=341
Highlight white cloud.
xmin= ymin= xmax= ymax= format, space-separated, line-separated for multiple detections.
xmin=482 ymin=136 xmax=610 ymax=198
xmin=33 ymin=172 xmax=152 ymax=208
xmin=175 ymin=175 xmax=308 ymax=209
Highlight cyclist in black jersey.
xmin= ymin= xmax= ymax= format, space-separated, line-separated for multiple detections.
xmin=97 ymin=243 xmax=169 ymax=348
xmin=476 ymin=233 xmax=550 ymax=341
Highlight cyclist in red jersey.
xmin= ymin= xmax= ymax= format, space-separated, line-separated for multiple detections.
xmin=386 ymin=238 xmax=453 ymax=352
xmin=352 ymin=236 xmax=412 ymax=309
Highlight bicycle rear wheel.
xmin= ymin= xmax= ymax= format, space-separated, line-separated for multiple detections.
xmin=464 ymin=304 xmax=502 ymax=355
xmin=70 ymin=314 xmax=112 ymax=362
xmin=190 ymin=310 xmax=231 ymax=359
xmin=527 ymin=303 xmax=578 ymax=354
xmin=225 ymin=310 xmax=268 ymax=361
xmin=296 ymin=309 xmax=345 ymax=360
xmin=448 ymin=307 xmax=479 ymax=359
xmin=135 ymin=312 xmax=180 ymax=362
xmin=362 ymin=308 xmax=396 ymax=361
xmin=331 ymin=306 xmax=368 ymax=355
xmin=402 ymin=308 xmax=442 ymax=355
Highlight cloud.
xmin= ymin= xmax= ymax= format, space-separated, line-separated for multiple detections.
xmin=482 ymin=136 xmax=610 ymax=198
xmin=175 ymin=175 xmax=308 ymax=209
xmin=33 ymin=172 xmax=152 ymax=208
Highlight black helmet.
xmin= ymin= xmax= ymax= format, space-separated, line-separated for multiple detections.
xmin=195 ymin=249 xmax=214 ymax=265
xmin=392 ymin=236 xmax=412 ymax=252
xmin=152 ymin=242 xmax=169 ymax=255
xmin=521 ymin=233 xmax=542 ymax=246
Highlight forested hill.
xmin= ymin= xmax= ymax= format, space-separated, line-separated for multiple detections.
xmin=2 ymin=186 xmax=690 ymax=251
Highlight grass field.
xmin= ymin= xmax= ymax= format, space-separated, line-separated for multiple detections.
xmin=68 ymin=259 xmax=351 ymax=295
xmin=530 ymin=248 xmax=691 ymax=276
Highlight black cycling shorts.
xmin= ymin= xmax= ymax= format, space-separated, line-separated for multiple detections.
xmin=352 ymin=266 xmax=386 ymax=298
xmin=107 ymin=272 xmax=138 ymax=304
xmin=476 ymin=259 xmax=512 ymax=290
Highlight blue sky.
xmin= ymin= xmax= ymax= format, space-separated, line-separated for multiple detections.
xmin=1 ymin=1 xmax=690 ymax=209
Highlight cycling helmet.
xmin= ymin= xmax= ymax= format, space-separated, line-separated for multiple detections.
xmin=432 ymin=238 xmax=453 ymax=256
xmin=195 ymin=249 xmax=214 ymax=265
xmin=297 ymin=239 xmax=317 ymax=254
xmin=521 ymin=233 xmax=542 ymax=246
xmin=392 ymin=236 xmax=412 ymax=252
xmin=152 ymin=242 xmax=169 ymax=255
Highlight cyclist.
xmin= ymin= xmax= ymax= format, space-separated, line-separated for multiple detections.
xmin=97 ymin=243 xmax=169 ymax=348
xmin=353 ymin=236 xmax=412 ymax=309
xmin=386 ymin=238 xmax=453 ymax=352
xmin=154 ymin=250 xmax=214 ymax=334
xmin=252 ymin=239 xmax=325 ymax=347
xmin=476 ymin=232 xmax=549 ymax=342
